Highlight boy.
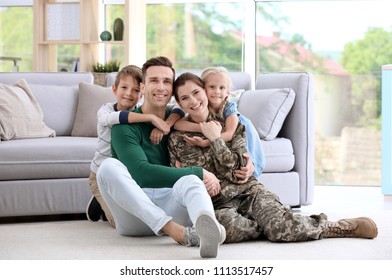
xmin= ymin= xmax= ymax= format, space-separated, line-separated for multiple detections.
xmin=87 ymin=65 xmax=184 ymax=227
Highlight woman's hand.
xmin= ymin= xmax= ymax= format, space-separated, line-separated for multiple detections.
xmin=202 ymin=169 xmax=221 ymax=197
xmin=235 ymin=153 xmax=254 ymax=183
xmin=183 ymin=135 xmax=210 ymax=147
xmin=199 ymin=121 xmax=222 ymax=142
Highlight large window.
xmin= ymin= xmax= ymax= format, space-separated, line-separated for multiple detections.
xmin=255 ymin=0 xmax=391 ymax=186
xmin=0 ymin=6 xmax=33 ymax=72
xmin=0 ymin=0 xmax=388 ymax=187
xmin=0 ymin=3 xmax=79 ymax=72
xmin=145 ymin=1 xmax=245 ymax=71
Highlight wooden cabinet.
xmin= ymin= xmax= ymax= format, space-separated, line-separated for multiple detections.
xmin=33 ymin=0 xmax=145 ymax=72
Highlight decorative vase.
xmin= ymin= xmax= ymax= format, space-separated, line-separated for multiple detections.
xmin=113 ymin=18 xmax=124 ymax=41
xmin=100 ymin=31 xmax=112 ymax=41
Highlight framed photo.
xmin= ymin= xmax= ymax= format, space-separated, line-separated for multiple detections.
xmin=46 ymin=3 xmax=80 ymax=41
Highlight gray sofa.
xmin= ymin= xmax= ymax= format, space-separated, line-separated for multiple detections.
xmin=0 ymin=73 xmax=97 ymax=217
xmin=253 ymin=72 xmax=314 ymax=206
xmin=0 ymin=71 xmax=314 ymax=218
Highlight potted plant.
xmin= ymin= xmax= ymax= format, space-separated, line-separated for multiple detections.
xmin=92 ymin=60 xmax=121 ymax=86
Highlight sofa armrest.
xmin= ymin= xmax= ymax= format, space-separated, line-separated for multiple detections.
xmin=255 ymin=72 xmax=314 ymax=205
xmin=0 ymin=72 xmax=94 ymax=86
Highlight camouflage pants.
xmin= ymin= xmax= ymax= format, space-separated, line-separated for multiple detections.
xmin=214 ymin=184 xmax=328 ymax=243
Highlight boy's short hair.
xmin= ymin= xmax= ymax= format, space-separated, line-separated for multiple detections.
xmin=114 ymin=65 xmax=143 ymax=88
xmin=142 ymin=56 xmax=175 ymax=84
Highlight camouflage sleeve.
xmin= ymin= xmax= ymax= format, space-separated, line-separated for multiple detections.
xmin=168 ymin=131 xmax=208 ymax=169
xmin=168 ymin=124 xmax=248 ymax=184
xmin=209 ymin=124 xmax=248 ymax=183
xmin=168 ymin=131 xmax=184 ymax=167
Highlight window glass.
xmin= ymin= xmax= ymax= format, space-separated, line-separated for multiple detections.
xmin=146 ymin=2 xmax=244 ymax=71
xmin=103 ymin=4 xmax=126 ymax=64
xmin=57 ymin=44 xmax=80 ymax=72
xmin=256 ymin=0 xmax=391 ymax=186
xmin=0 ymin=6 xmax=33 ymax=72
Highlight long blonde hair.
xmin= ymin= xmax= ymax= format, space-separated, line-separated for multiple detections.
xmin=201 ymin=66 xmax=232 ymax=118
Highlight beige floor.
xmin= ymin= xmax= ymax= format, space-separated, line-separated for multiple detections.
xmin=1 ymin=185 xmax=391 ymax=280
xmin=0 ymin=185 xmax=391 ymax=261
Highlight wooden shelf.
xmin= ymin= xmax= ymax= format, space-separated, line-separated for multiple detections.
xmin=38 ymin=40 xmax=80 ymax=45
xmin=33 ymin=0 xmax=100 ymax=72
xmin=84 ymin=41 xmax=125 ymax=45
xmin=33 ymin=0 xmax=145 ymax=72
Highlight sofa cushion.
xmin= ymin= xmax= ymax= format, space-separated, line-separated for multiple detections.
xmin=229 ymin=89 xmax=245 ymax=105
xmin=71 ymin=82 xmax=115 ymax=137
xmin=0 ymin=72 xmax=93 ymax=137
xmin=29 ymin=84 xmax=79 ymax=136
xmin=238 ymin=88 xmax=295 ymax=140
xmin=260 ymin=137 xmax=294 ymax=173
xmin=0 ymin=137 xmax=96 ymax=180
xmin=0 ymin=80 xmax=56 ymax=141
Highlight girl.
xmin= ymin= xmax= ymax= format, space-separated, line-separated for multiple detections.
xmin=174 ymin=66 xmax=265 ymax=178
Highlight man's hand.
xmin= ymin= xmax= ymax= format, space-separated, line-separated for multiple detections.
xmin=174 ymin=160 xmax=182 ymax=168
xmin=235 ymin=153 xmax=254 ymax=183
xmin=150 ymin=128 xmax=164 ymax=145
xmin=202 ymin=169 xmax=221 ymax=197
xmin=151 ymin=115 xmax=170 ymax=135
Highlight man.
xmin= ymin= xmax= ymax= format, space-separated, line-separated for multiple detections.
xmin=97 ymin=56 xmax=226 ymax=258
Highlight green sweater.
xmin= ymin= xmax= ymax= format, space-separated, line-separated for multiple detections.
xmin=111 ymin=106 xmax=203 ymax=188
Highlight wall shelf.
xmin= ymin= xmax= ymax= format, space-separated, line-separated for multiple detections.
xmin=38 ymin=41 xmax=80 ymax=45
xmin=33 ymin=0 xmax=145 ymax=72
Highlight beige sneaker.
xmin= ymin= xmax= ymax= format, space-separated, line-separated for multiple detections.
xmin=195 ymin=211 xmax=226 ymax=258
xmin=322 ymin=217 xmax=378 ymax=239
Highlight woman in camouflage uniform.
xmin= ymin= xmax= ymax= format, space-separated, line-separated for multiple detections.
xmin=168 ymin=72 xmax=378 ymax=243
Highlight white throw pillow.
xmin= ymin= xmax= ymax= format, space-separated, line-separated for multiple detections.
xmin=229 ymin=89 xmax=245 ymax=105
xmin=238 ymin=88 xmax=296 ymax=140
xmin=71 ymin=82 xmax=115 ymax=137
xmin=0 ymin=79 xmax=56 ymax=140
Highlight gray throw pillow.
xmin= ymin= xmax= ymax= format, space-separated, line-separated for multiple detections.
xmin=71 ymin=82 xmax=115 ymax=137
xmin=238 ymin=88 xmax=296 ymax=140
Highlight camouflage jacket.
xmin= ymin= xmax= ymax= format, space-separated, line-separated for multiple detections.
xmin=168 ymin=115 xmax=261 ymax=205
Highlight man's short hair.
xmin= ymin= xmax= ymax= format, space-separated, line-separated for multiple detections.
xmin=142 ymin=56 xmax=176 ymax=83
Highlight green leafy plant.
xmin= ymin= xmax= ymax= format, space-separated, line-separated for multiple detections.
xmin=92 ymin=59 xmax=121 ymax=72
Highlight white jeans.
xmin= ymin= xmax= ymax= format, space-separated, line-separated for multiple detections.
xmin=97 ymin=158 xmax=214 ymax=236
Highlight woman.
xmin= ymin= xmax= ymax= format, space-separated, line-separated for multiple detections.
xmin=168 ymin=72 xmax=378 ymax=243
